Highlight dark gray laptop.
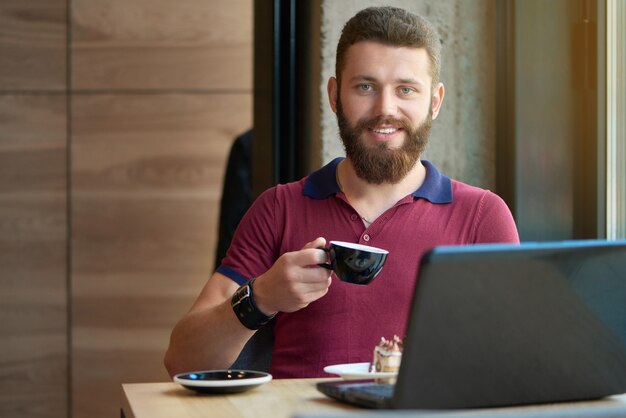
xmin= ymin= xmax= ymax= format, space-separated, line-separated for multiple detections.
xmin=317 ymin=240 xmax=626 ymax=409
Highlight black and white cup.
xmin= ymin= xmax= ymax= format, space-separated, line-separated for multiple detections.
xmin=319 ymin=241 xmax=389 ymax=285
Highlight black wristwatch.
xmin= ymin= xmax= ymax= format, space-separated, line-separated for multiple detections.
xmin=231 ymin=278 xmax=276 ymax=330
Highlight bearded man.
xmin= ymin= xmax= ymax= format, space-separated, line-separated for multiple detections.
xmin=164 ymin=6 xmax=519 ymax=379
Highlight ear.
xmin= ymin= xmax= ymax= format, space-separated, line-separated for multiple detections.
xmin=327 ymin=76 xmax=338 ymax=113
xmin=430 ymin=82 xmax=445 ymax=120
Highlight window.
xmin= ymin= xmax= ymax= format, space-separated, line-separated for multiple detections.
xmin=497 ymin=0 xmax=626 ymax=240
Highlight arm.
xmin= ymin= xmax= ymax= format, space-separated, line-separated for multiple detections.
xmin=473 ymin=191 xmax=520 ymax=244
xmin=164 ymin=237 xmax=332 ymax=377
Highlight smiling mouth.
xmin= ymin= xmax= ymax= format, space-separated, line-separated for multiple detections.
xmin=372 ymin=127 xmax=400 ymax=134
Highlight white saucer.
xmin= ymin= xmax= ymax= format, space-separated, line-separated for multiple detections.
xmin=174 ymin=370 xmax=272 ymax=394
xmin=323 ymin=362 xmax=397 ymax=380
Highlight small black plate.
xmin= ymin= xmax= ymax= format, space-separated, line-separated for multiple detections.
xmin=173 ymin=370 xmax=272 ymax=394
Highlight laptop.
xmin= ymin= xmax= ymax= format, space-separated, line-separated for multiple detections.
xmin=317 ymin=240 xmax=626 ymax=409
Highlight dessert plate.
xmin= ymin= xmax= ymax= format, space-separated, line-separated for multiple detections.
xmin=174 ymin=370 xmax=272 ymax=394
xmin=323 ymin=362 xmax=397 ymax=380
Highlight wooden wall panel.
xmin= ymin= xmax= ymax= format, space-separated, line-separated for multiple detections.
xmin=0 ymin=95 xmax=68 ymax=417
xmin=0 ymin=0 xmax=66 ymax=90
xmin=71 ymin=93 xmax=251 ymax=418
xmin=71 ymin=0 xmax=253 ymax=90
xmin=1 ymin=0 xmax=252 ymax=416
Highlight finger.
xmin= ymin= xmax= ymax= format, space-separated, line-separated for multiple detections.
xmin=302 ymin=237 xmax=326 ymax=250
xmin=292 ymin=264 xmax=332 ymax=284
xmin=300 ymin=278 xmax=332 ymax=298
xmin=294 ymin=276 xmax=332 ymax=296
xmin=289 ymin=247 xmax=330 ymax=267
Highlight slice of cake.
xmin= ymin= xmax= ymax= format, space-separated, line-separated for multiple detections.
xmin=371 ymin=335 xmax=403 ymax=378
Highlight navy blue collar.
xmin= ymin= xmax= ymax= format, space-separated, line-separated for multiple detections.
xmin=303 ymin=157 xmax=452 ymax=204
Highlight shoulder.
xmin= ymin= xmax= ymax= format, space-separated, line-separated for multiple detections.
xmin=451 ymin=180 xmax=505 ymax=207
xmin=450 ymin=180 xmax=519 ymax=243
xmin=257 ymin=157 xmax=342 ymax=203
xmin=257 ymin=178 xmax=308 ymax=202
xmin=247 ymin=178 xmax=311 ymax=220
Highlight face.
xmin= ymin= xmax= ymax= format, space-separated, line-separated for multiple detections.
xmin=328 ymin=41 xmax=444 ymax=184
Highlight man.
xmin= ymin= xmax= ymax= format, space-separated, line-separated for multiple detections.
xmin=164 ymin=6 xmax=519 ymax=379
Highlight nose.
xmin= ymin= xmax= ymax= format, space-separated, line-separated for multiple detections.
xmin=374 ymin=88 xmax=398 ymax=117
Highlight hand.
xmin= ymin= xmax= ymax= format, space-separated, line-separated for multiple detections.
xmin=252 ymin=237 xmax=332 ymax=314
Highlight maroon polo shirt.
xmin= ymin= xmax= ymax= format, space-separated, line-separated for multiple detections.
xmin=217 ymin=158 xmax=519 ymax=378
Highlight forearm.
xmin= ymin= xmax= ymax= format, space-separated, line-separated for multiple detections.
xmin=164 ymin=239 xmax=332 ymax=378
xmin=164 ymin=298 xmax=255 ymax=377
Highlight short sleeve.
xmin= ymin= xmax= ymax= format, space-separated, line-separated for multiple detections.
xmin=216 ymin=187 xmax=280 ymax=285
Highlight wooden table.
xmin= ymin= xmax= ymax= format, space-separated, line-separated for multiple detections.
xmin=122 ymin=379 xmax=626 ymax=418
xmin=121 ymin=378 xmax=357 ymax=418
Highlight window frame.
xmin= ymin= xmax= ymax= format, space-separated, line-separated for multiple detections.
xmin=606 ymin=0 xmax=626 ymax=239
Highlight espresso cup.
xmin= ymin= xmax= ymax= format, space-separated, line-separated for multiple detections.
xmin=319 ymin=240 xmax=389 ymax=285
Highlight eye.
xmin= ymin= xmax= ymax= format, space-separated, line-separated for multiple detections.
xmin=357 ymin=84 xmax=374 ymax=92
xmin=399 ymin=86 xmax=415 ymax=96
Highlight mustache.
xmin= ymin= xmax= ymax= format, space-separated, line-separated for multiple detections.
xmin=355 ymin=116 xmax=413 ymax=132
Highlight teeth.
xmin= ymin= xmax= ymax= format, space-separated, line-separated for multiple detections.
xmin=374 ymin=128 xmax=397 ymax=134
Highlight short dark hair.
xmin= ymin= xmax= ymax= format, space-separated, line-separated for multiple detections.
xmin=335 ymin=6 xmax=442 ymax=87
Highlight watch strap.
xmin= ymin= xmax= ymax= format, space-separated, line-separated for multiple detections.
xmin=231 ymin=278 xmax=276 ymax=330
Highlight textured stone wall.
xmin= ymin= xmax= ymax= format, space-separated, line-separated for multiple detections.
xmin=319 ymin=0 xmax=496 ymax=189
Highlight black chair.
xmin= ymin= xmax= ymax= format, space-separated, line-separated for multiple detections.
xmin=216 ymin=129 xmax=274 ymax=372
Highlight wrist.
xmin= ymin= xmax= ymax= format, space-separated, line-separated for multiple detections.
xmin=231 ymin=278 xmax=276 ymax=330
xmin=249 ymin=277 xmax=277 ymax=316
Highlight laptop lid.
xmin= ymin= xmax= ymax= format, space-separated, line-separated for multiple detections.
xmin=391 ymin=240 xmax=626 ymax=409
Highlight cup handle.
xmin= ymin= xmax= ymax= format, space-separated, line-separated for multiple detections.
xmin=317 ymin=247 xmax=332 ymax=270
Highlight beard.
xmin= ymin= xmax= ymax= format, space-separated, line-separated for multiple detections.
xmin=336 ymin=98 xmax=432 ymax=185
